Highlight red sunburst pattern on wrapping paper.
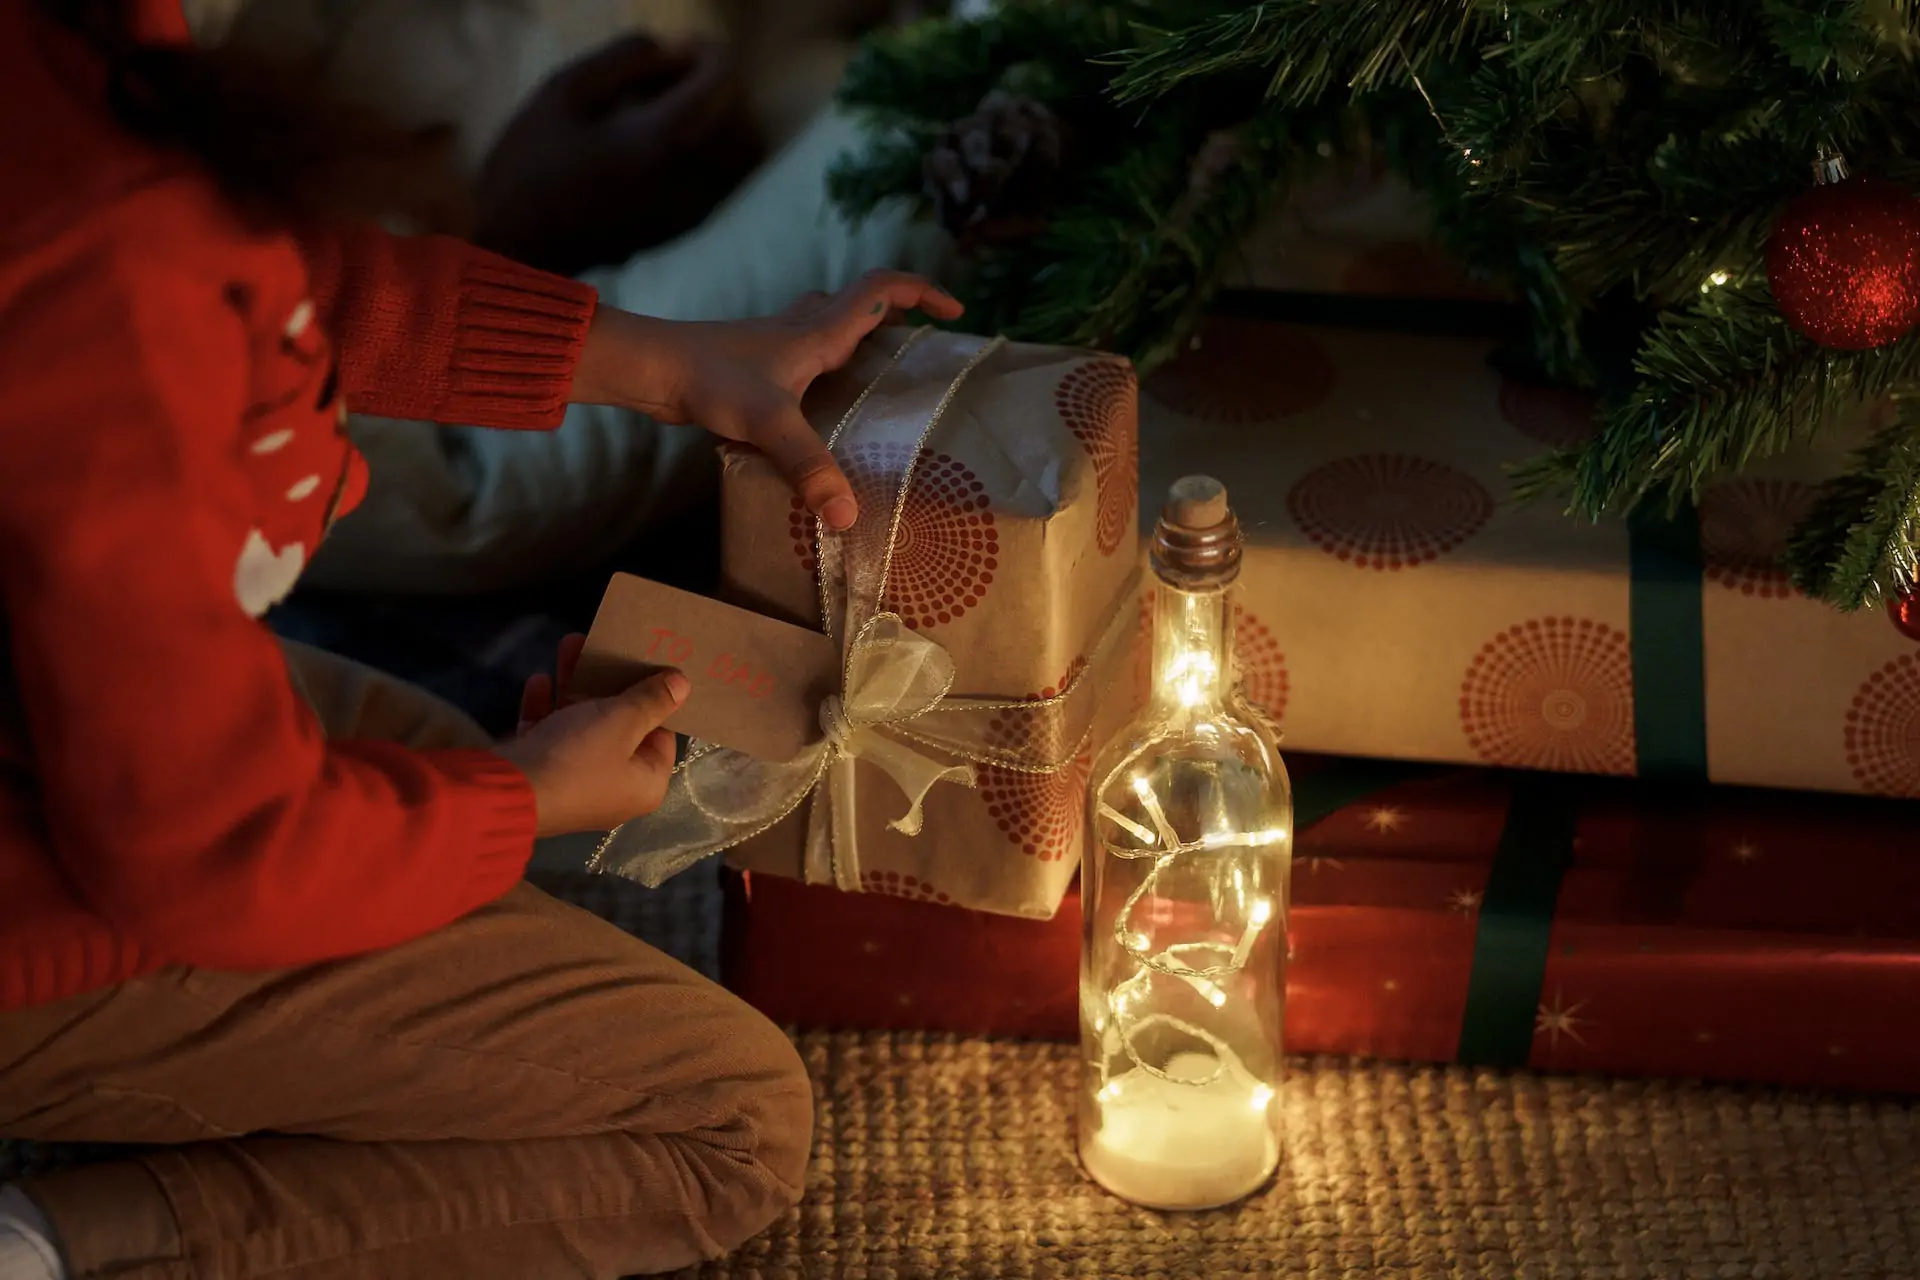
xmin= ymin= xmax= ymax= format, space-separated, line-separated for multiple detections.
xmin=1286 ymin=454 xmax=1494 ymax=570
xmin=1459 ymin=617 xmax=1636 ymax=775
xmin=1055 ymin=360 xmax=1139 ymax=556
xmin=979 ymin=661 xmax=1093 ymax=862
xmin=1129 ymin=594 xmax=1290 ymax=723
xmin=1144 ymin=317 xmax=1336 ymax=424
xmin=1845 ymin=657 xmax=1920 ymax=796
xmin=1235 ymin=607 xmax=1291 ymax=722
xmin=786 ymin=442 xmax=998 ymax=631
xmin=786 ymin=496 xmax=819 ymax=576
xmin=1698 ymin=479 xmax=1818 ymax=599
xmin=858 ymin=869 xmax=954 ymax=905
xmin=1498 ymin=379 xmax=1599 ymax=448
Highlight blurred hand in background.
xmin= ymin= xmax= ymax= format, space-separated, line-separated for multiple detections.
xmin=475 ymin=34 xmax=765 ymax=276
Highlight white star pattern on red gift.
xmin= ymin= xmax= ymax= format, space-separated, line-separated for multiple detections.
xmin=1365 ymin=806 xmax=1407 ymax=833
xmin=1535 ymin=989 xmax=1591 ymax=1048
xmin=1447 ymin=888 xmax=1483 ymax=914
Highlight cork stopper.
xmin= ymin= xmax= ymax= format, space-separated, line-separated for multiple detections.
xmin=1164 ymin=475 xmax=1231 ymax=531
xmin=1152 ymin=475 xmax=1241 ymax=588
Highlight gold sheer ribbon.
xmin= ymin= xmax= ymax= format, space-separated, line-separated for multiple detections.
xmin=590 ymin=329 xmax=1137 ymax=892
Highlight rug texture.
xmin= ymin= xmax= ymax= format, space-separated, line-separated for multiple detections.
xmin=676 ymin=1033 xmax=1920 ymax=1280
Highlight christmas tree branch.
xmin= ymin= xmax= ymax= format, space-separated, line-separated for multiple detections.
xmin=824 ymin=0 xmax=1920 ymax=607
xmin=1788 ymin=407 xmax=1920 ymax=608
xmin=967 ymin=100 xmax=1328 ymax=370
xmin=827 ymin=128 xmax=938 ymax=223
xmin=1516 ymin=285 xmax=1920 ymax=609
xmin=1112 ymin=0 xmax=1482 ymax=106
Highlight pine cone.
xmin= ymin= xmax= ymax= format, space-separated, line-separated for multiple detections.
xmin=923 ymin=90 xmax=1066 ymax=242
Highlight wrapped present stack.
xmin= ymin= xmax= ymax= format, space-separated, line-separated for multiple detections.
xmin=1134 ymin=311 xmax=1914 ymax=796
xmin=728 ymin=758 xmax=1920 ymax=1092
xmin=700 ymin=171 xmax=1920 ymax=1095
xmin=593 ymin=326 xmax=1138 ymax=921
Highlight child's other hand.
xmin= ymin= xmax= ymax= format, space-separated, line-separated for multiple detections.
xmin=475 ymin=35 xmax=758 ymax=274
xmin=498 ymin=633 xmax=686 ymax=837
xmin=571 ymin=272 xmax=964 ymax=531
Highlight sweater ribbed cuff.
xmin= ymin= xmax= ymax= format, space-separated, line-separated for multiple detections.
xmin=442 ymin=251 xmax=598 ymax=431
xmin=432 ymin=748 xmax=542 ymax=898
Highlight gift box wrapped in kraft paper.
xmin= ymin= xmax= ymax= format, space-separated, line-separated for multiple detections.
xmin=724 ymin=756 xmax=1920 ymax=1094
xmin=1236 ymin=160 xmax=1501 ymax=303
xmin=1136 ymin=310 xmax=1919 ymax=798
xmin=590 ymin=327 xmax=1141 ymax=919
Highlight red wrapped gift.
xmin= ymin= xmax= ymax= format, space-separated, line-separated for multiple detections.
xmin=724 ymin=758 xmax=1920 ymax=1092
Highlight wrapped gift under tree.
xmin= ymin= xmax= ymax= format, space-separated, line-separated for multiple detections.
xmin=585 ymin=327 xmax=1141 ymax=919
xmin=1135 ymin=310 xmax=1920 ymax=799
xmin=725 ymin=754 xmax=1920 ymax=1094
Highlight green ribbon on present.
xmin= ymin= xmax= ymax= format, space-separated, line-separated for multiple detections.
xmin=1628 ymin=502 xmax=1710 ymax=783
xmin=1442 ymin=505 xmax=1711 ymax=1066
xmin=1456 ymin=774 xmax=1580 ymax=1068
xmin=1292 ymin=761 xmax=1582 ymax=1071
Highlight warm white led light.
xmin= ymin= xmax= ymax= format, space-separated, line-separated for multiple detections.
xmin=1080 ymin=481 xmax=1289 ymax=1214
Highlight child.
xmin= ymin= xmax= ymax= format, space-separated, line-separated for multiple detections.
xmin=0 ymin=3 xmax=961 ymax=1278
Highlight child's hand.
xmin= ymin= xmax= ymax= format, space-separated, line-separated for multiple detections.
xmin=570 ymin=272 xmax=965 ymax=530
xmin=475 ymin=35 xmax=759 ymax=274
xmin=498 ymin=634 xmax=687 ymax=837
xmin=515 ymin=633 xmax=590 ymax=732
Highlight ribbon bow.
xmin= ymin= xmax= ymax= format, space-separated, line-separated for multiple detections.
xmin=590 ymin=329 xmax=1130 ymax=894
xmin=804 ymin=613 xmax=977 ymax=888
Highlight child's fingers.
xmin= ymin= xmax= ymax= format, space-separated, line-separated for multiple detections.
xmin=837 ymin=270 xmax=963 ymax=325
xmin=518 ymin=672 xmax=554 ymax=730
xmin=633 ymin=726 xmax=677 ymax=775
xmin=628 ymin=727 xmax=680 ymax=813
xmin=721 ymin=388 xmax=856 ymax=530
xmin=611 ymin=669 xmax=692 ymax=745
xmin=555 ymin=633 xmax=588 ymax=705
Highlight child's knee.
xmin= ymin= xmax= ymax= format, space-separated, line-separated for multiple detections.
xmin=653 ymin=1021 xmax=811 ymax=1256
xmin=726 ymin=1016 xmax=813 ymax=1210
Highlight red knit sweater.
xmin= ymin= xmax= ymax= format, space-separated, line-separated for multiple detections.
xmin=0 ymin=2 xmax=602 ymax=1010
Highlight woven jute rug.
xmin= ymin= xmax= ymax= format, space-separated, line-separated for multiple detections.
xmin=675 ymin=1033 xmax=1920 ymax=1280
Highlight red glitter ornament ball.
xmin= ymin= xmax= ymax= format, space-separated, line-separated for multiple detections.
xmin=1892 ymin=591 xmax=1920 ymax=644
xmin=1765 ymin=177 xmax=1920 ymax=350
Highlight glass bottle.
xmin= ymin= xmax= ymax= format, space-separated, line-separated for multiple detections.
xmin=1076 ymin=475 xmax=1293 ymax=1211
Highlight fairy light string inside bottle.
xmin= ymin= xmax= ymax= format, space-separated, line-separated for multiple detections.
xmin=1076 ymin=476 xmax=1295 ymax=1212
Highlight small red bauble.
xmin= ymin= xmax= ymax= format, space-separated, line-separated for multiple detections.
xmin=1765 ymin=177 xmax=1920 ymax=350
xmin=1892 ymin=591 xmax=1920 ymax=643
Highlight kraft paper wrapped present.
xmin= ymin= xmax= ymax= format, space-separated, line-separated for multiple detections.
xmin=1135 ymin=309 xmax=1918 ymax=798
xmin=1237 ymin=161 xmax=1501 ymax=302
xmin=591 ymin=328 xmax=1141 ymax=919
xmin=724 ymin=755 xmax=1920 ymax=1094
